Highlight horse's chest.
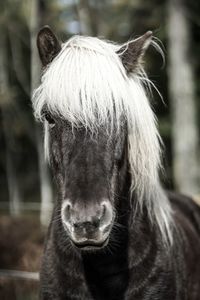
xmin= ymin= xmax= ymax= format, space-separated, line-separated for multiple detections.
xmin=83 ymin=255 xmax=129 ymax=300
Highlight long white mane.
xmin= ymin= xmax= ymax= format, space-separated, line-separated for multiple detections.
xmin=32 ymin=35 xmax=173 ymax=245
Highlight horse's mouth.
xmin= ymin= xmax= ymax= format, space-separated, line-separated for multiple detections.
xmin=72 ymin=237 xmax=109 ymax=251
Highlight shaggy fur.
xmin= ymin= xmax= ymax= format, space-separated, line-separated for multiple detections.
xmin=33 ymin=27 xmax=200 ymax=300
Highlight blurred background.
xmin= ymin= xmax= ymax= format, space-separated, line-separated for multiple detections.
xmin=0 ymin=0 xmax=199 ymax=299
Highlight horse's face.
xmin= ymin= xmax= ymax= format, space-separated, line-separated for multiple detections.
xmin=45 ymin=114 xmax=126 ymax=250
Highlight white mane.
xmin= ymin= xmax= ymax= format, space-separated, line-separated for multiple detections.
xmin=32 ymin=35 xmax=173 ymax=245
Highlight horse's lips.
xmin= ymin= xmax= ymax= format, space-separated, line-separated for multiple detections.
xmin=71 ymin=237 xmax=109 ymax=250
xmin=62 ymin=222 xmax=111 ymax=250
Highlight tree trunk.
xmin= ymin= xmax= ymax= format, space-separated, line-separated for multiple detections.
xmin=30 ymin=0 xmax=53 ymax=227
xmin=0 ymin=29 xmax=21 ymax=216
xmin=167 ymin=0 xmax=200 ymax=196
xmin=76 ymin=0 xmax=99 ymax=35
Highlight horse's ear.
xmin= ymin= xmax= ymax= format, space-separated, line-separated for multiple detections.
xmin=117 ymin=31 xmax=152 ymax=74
xmin=37 ymin=26 xmax=61 ymax=67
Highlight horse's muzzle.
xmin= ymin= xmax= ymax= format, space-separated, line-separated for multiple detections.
xmin=61 ymin=199 xmax=113 ymax=250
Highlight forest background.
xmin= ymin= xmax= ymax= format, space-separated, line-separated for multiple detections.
xmin=0 ymin=0 xmax=199 ymax=298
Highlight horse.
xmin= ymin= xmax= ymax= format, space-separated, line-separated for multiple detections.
xmin=32 ymin=26 xmax=200 ymax=300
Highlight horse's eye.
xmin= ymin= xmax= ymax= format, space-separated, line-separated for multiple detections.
xmin=44 ymin=113 xmax=55 ymax=128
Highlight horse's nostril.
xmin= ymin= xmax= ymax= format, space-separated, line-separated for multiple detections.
xmin=62 ymin=201 xmax=72 ymax=224
xmin=101 ymin=204 xmax=106 ymax=220
xmin=65 ymin=204 xmax=71 ymax=219
xmin=74 ymin=222 xmax=80 ymax=229
xmin=99 ymin=202 xmax=113 ymax=230
xmin=92 ymin=218 xmax=100 ymax=228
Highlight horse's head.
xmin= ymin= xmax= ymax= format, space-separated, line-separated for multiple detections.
xmin=34 ymin=26 xmax=159 ymax=250
xmin=44 ymin=116 xmax=127 ymax=250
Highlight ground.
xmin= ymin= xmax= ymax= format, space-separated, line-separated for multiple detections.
xmin=0 ymin=215 xmax=44 ymax=300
